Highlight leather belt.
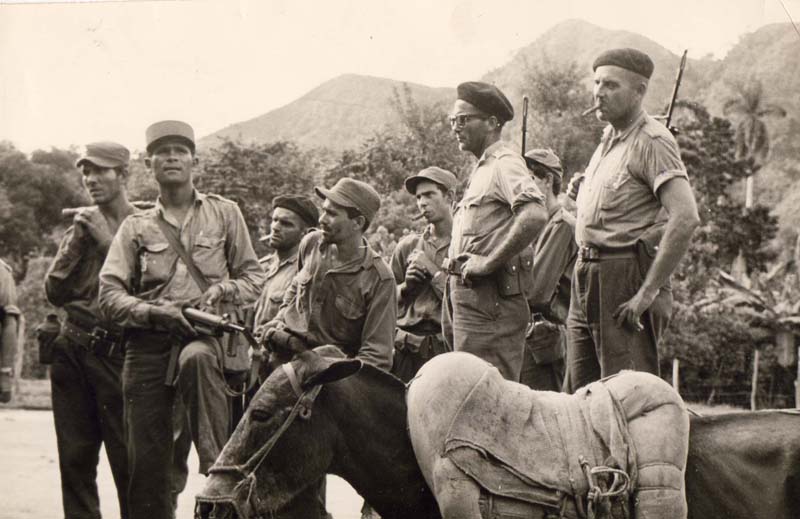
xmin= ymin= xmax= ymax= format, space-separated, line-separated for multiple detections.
xmin=577 ymin=245 xmax=637 ymax=262
xmin=62 ymin=319 xmax=124 ymax=356
xmin=442 ymin=257 xmax=465 ymax=276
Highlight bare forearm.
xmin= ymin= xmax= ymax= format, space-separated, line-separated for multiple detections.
xmin=639 ymin=215 xmax=698 ymax=298
xmin=485 ymin=203 xmax=546 ymax=273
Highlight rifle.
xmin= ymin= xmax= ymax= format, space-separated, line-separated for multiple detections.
xmin=62 ymin=200 xmax=155 ymax=217
xmin=662 ymin=49 xmax=688 ymax=135
xmin=521 ymin=96 xmax=529 ymax=155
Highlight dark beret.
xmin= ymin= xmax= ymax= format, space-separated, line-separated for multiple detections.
xmin=272 ymin=195 xmax=319 ymax=227
xmin=592 ymin=48 xmax=654 ymax=79
xmin=456 ymin=81 xmax=514 ymax=122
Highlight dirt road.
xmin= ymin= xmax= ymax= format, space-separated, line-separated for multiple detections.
xmin=0 ymin=409 xmax=363 ymax=519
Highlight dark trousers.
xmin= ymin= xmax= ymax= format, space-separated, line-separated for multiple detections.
xmin=51 ymin=336 xmax=129 ymax=519
xmin=519 ymin=321 xmax=565 ymax=392
xmin=122 ymin=335 xmax=230 ymax=519
xmin=391 ymin=331 xmax=450 ymax=383
xmin=443 ymin=276 xmax=529 ymax=382
xmin=566 ymin=257 xmax=672 ymax=391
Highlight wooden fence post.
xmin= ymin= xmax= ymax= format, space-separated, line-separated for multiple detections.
xmin=750 ymin=348 xmax=760 ymax=411
xmin=672 ymin=358 xmax=680 ymax=393
xmin=796 ymin=346 xmax=800 ymax=410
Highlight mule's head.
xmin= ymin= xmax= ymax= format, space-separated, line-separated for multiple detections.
xmin=195 ymin=346 xmax=361 ymax=519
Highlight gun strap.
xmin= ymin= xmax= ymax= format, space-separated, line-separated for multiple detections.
xmin=155 ymin=216 xmax=211 ymax=294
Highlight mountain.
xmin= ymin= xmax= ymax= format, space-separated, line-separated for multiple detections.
xmin=200 ymin=74 xmax=453 ymax=151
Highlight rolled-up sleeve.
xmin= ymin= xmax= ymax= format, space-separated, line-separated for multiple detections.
xmin=98 ymin=219 xmax=153 ymax=328
xmin=220 ymin=205 xmax=265 ymax=305
xmin=0 ymin=266 xmax=19 ymax=317
xmin=356 ymin=276 xmax=396 ymax=371
xmin=638 ymin=135 xmax=689 ymax=194
xmin=495 ymin=156 xmax=546 ymax=213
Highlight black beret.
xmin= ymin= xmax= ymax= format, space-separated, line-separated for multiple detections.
xmin=272 ymin=195 xmax=319 ymax=227
xmin=456 ymin=81 xmax=514 ymax=122
xmin=592 ymin=48 xmax=654 ymax=79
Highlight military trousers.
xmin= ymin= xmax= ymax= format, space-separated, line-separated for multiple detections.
xmin=443 ymin=276 xmax=528 ymax=382
xmin=51 ymin=335 xmax=129 ymax=519
xmin=566 ymin=256 xmax=672 ymax=392
xmin=122 ymin=333 xmax=230 ymax=519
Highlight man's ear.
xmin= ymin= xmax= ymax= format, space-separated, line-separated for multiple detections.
xmin=144 ymin=157 xmax=152 ymax=169
xmin=192 ymin=155 xmax=199 ymax=167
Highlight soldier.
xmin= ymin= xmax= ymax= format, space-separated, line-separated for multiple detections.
xmin=567 ymin=48 xmax=700 ymax=389
xmin=98 ymin=121 xmax=265 ymax=519
xmin=265 ymin=177 xmax=395 ymax=370
xmin=44 ymin=142 xmax=136 ymax=519
xmin=253 ymin=195 xmax=319 ymax=337
xmin=390 ymin=167 xmax=457 ymax=382
xmin=443 ymin=81 xmax=548 ymax=382
xmin=0 ymin=258 xmax=20 ymax=403
xmin=519 ymin=149 xmax=578 ymax=392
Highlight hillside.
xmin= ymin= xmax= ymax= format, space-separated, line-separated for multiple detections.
xmin=200 ymin=74 xmax=453 ymax=151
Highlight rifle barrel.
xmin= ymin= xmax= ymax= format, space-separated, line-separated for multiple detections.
xmin=665 ymin=50 xmax=688 ymax=129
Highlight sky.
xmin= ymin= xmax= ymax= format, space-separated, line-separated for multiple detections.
xmin=1 ymin=0 xmax=798 ymax=153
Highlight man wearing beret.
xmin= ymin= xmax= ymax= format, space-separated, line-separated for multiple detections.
xmin=565 ymin=48 xmax=699 ymax=395
xmin=253 ymin=194 xmax=319 ymax=338
xmin=519 ymin=149 xmax=577 ymax=392
xmin=443 ymin=81 xmax=548 ymax=382
xmin=45 ymin=142 xmax=136 ymax=519
xmin=265 ymin=177 xmax=396 ymax=371
xmin=390 ymin=167 xmax=457 ymax=382
xmin=99 ymin=121 xmax=265 ymax=519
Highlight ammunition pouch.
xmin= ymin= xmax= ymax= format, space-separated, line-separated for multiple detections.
xmin=497 ymin=247 xmax=534 ymax=298
xmin=525 ymin=316 xmax=565 ymax=366
xmin=61 ymin=318 xmax=125 ymax=358
xmin=394 ymin=329 xmax=446 ymax=360
xmin=220 ymin=305 xmax=252 ymax=379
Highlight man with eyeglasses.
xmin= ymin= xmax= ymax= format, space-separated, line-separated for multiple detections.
xmin=442 ymin=81 xmax=548 ymax=382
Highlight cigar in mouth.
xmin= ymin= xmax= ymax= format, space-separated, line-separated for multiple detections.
xmin=581 ymin=103 xmax=601 ymax=117
xmin=412 ymin=213 xmax=426 ymax=221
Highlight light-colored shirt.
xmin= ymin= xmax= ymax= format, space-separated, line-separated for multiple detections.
xmin=253 ymin=251 xmax=298 ymax=333
xmin=575 ymin=111 xmax=689 ymax=249
xmin=98 ymin=190 xmax=265 ymax=328
xmin=391 ymin=225 xmax=449 ymax=336
xmin=0 ymin=259 xmax=20 ymax=317
xmin=450 ymin=141 xmax=545 ymax=259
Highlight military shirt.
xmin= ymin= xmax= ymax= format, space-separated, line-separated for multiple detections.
xmin=450 ymin=141 xmax=545 ymax=259
xmin=575 ymin=111 xmax=689 ymax=249
xmin=528 ymin=206 xmax=577 ymax=324
xmin=253 ymin=250 xmax=298 ymax=333
xmin=275 ymin=230 xmax=396 ymax=370
xmin=0 ymin=259 xmax=20 ymax=317
xmin=99 ymin=191 xmax=265 ymax=328
xmin=391 ymin=225 xmax=449 ymax=336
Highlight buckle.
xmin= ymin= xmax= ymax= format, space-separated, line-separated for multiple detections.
xmin=578 ymin=246 xmax=600 ymax=261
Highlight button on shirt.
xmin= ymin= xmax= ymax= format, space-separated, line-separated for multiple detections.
xmin=99 ymin=191 xmax=265 ymax=328
xmin=575 ymin=111 xmax=689 ymax=249
xmin=275 ymin=230 xmax=396 ymax=370
xmin=391 ymin=225 xmax=449 ymax=336
xmin=450 ymin=141 xmax=545 ymax=259
xmin=253 ymin=251 xmax=298 ymax=333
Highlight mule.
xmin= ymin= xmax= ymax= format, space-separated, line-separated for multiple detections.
xmin=197 ymin=347 xmax=800 ymax=519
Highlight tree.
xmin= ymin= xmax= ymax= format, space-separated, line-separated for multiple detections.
xmin=723 ymin=78 xmax=786 ymax=167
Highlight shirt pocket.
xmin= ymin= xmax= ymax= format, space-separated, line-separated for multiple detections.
xmin=599 ymin=166 xmax=633 ymax=212
xmin=193 ymin=235 xmax=227 ymax=281
xmin=459 ymin=199 xmax=493 ymax=236
xmin=139 ymin=242 xmax=173 ymax=290
xmin=331 ymin=293 xmax=365 ymax=342
xmin=294 ymin=270 xmax=314 ymax=313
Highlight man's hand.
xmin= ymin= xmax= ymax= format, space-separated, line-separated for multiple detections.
xmin=74 ymin=208 xmax=114 ymax=250
xmin=456 ymin=252 xmax=495 ymax=283
xmin=567 ymin=172 xmax=585 ymax=201
xmin=150 ymin=303 xmax=197 ymax=338
xmin=200 ymin=284 xmax=226 ymax=309
xmin=612 ymin=289 xmax=657 ymax=332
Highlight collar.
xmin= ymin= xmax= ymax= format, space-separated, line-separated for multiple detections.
xmin=320 ymin=237 xmax=379 ymax=275
xmin=604 ymin=110 xmax=648 ymax=146
xmin=155 ymin=189 xmax=204 ymax=215
xmin=422 ymin=224 xmax=451 ymax=249
xmin=477 ymin=140 xmax=507 ymax=164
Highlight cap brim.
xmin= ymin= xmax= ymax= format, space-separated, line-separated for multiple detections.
xmin=75 ymin=156 xmax=123 ymax=169
xmin=314 ymin=186 xmax=355 ymax=210
xmin=146 ymin=136 xmax=195 ymax=154
xmin=404 ymin=176 xmax=422 ymax=195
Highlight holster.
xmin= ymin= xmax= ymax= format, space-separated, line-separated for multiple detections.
xmin=394 ymin=329 xmax=446 ymax=360
xmin=497 ymin=247 xmax=534 ymax=298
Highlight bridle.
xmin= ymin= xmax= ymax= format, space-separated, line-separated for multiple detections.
xmin=195 ymin=362 xmax=323 ymax=519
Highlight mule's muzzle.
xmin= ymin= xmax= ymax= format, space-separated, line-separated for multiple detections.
xmin=195 ymin=499 xmax=239 ymax=519
xmin=196 ymin=472 xmax=258 ymax=519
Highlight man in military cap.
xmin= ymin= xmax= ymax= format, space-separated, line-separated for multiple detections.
xmin=253 ymin=195 xmax=319 ymax=338
xmin=390 ymin=167 xmax=457 ymax=382
xmin=566 ymin=48 xmax=699 ymax=391
xmin=0 ymin=258 xmax=20 ymax=404
xmin=443 ymin=81 xmax=548 ymax=381
xmin=264 ymin=177 xmax=395 ymax=370
xmin=519 ymin=149 xmax=577 ymax=392
xmin=45 ymin=142 xmax=136 ymax=518
xmin=99 ymin=121 xmax=265 ymax=519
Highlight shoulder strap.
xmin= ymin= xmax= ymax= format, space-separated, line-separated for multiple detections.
xmin=155 ymin=216 xmax=211 ymax=293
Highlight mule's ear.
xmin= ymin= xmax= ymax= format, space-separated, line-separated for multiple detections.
xmin=302 ymin=359 xmax=362 ymax=389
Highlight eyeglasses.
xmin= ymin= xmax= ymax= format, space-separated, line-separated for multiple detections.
xmin=448 ymin=113 xmax=487 ymax=129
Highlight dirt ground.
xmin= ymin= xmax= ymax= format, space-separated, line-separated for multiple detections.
xmin=0 ymin=408 xmax=364 ymax=519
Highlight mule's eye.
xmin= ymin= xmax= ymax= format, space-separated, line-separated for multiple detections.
xmin=250 ymin=408 xmax=272 ymax=422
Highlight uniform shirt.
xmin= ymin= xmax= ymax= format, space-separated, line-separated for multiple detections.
xmin=0 ymin=259 xmax=20 ymax=317
xmin=450 ymin=141 xmax=545 ymax=259
xmin=45 ymin=211 xmax=126 ymax=327
xmin=253 ymin=250 xmax=298 ymax=333
xmin=275 ymin=230 xmax=395 ymax=370
xmin=528 ymin=206 xmax=577 ymax=325
xmin=391 ymin=225 xmax=449 ymax=336
xmin=99 ymin=191 xmax=265 ymax=328
xmin=575 ymin=111 xmax=689 ymax=249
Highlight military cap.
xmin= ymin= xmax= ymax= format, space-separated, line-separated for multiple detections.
xmin=456 ymin=81 xmax=514 ymax=122
xmin=524 ymin=148 xmax=563 ymax=180
xmin=592 ymin=48 xmax=654 ymax=79
xmin=75 ymin=142 xmax=130 ymax=169
xmin=272 ymin=194 xmax=319 ymax=227
xmin=404 ymin=166 xmax=458 ymax=194
xmin=145 ymin=120 xmax=195 ymax=154
xmin=315 ymin=178 xmax=381 ymax=221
